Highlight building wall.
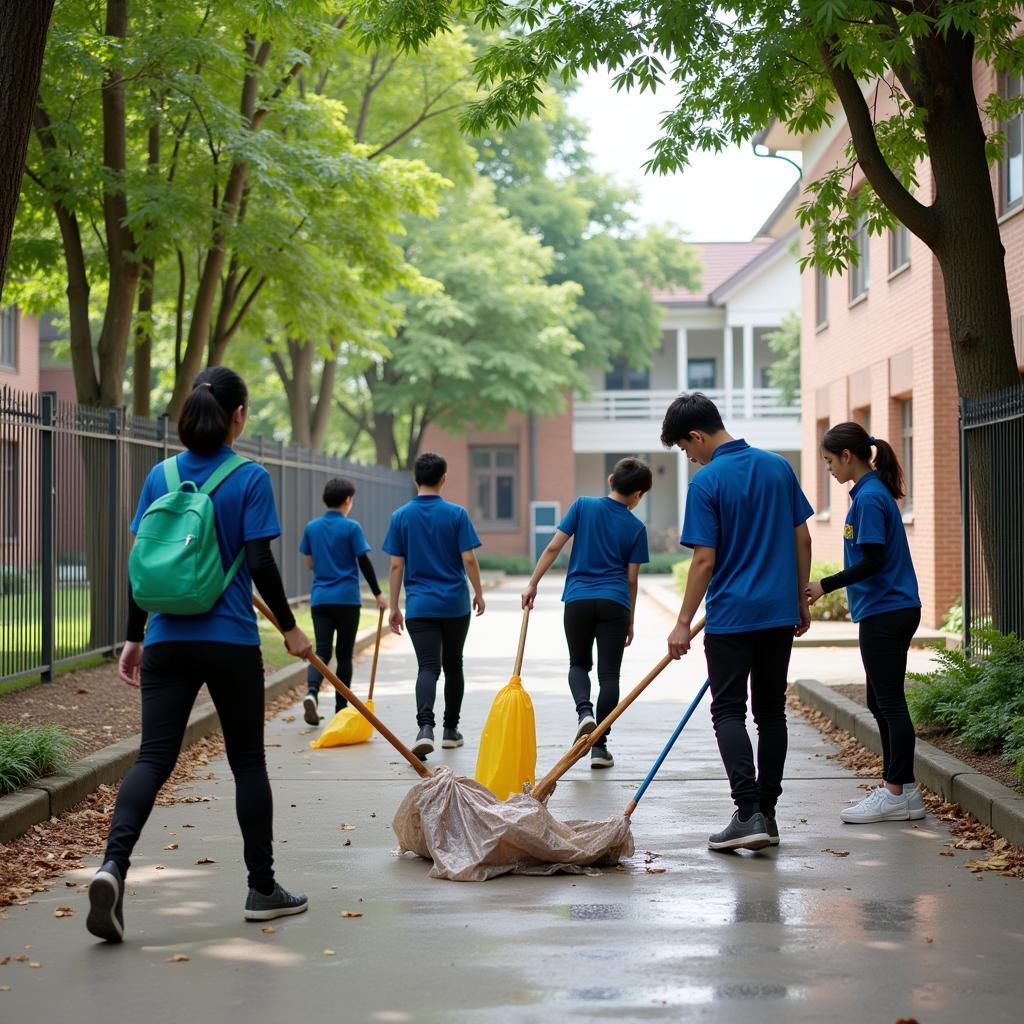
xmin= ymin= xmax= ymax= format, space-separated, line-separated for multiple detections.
xmin=0 ymin=309 xmax=40 ymax=392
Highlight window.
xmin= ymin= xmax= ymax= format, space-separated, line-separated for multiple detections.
xmin=0 ymin=306 xmax=16 ymax=370
xmin=849 ymin=213 xmax=870 ymax=301
xmin=816 ymin=418 xmax=831 ymax=515
xmin=604 ymin=357 xmax=650 ymax=391
xmin=1 ymin=441 xmax=18 ymax=542
xmin=470 ymin=448 xmax=517 ymax=528
xmin=814 ymin=265 xmax=828 ymax=328
xmin=888 ymin=224 xmax=910 ymax=273
xmin=1003 ymin=72 xmax=1024 ymax=211
xmin=853 ymin=406 xmax=872 ymax=439
xmin=900 ymin=398 xmax=914 ymax=514
xmin=687 ymin=358 xmax=716 ymax=391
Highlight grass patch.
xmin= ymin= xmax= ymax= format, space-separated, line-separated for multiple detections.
xmin=0 ymin=723 xmax=79 ymax=795
xmin=258 ymin=604 xmax=380 ymax=672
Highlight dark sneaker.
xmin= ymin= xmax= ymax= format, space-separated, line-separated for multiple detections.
xmin=708 ymin=811 xmax=771 ymax=851
xmin=764 ymin=814 xmax=780 ymax=846
xmin=590 ymin=744 xmax=614 ymax=768
xmin=412 ymin=725 xmax=434 ymax=759
xmin=441 ymin=728 xmax=464 ymax=749
xmin=244 ymin=883 xmax=309 ymax=922
xmin=87 ymin=860 xmax=125 ymax=943
xmin=574 ymin=712 xmax=597 ymax=743
xmin=302 ymin=693 xmax=320 ymax=726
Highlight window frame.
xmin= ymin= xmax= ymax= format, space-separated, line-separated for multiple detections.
xmin=900 ymin=397 xmax=914 ymax=515
xmin=1001 ymin=71 xmax=1024 ymax=214
xmin=849 ymin=213 xmax=870 ymax=303
xmin=0 ymin=306 xmax=17 ymax=371
xmin=1 ymin=440 xmax=18 ymax=543
xmin=469 ymin=446 xmax=519 ymax=531
xmin=816 ymin=417 xmax=831 ymax=516
xmin=888 ymin=223 xmax=911 ymax=275
xmin=604 ymin=357 xmax=650 ymax=392
xmin=687 ymin=357 xmax=717 ymax=391
xmin=814 ymin=264 xmax=829 ymax=329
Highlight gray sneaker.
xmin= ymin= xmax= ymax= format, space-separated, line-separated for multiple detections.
xmin=441 ymin=728 xmax=464 ymax=749
xmin=244 ymin=883 xmax=308 ymax=922
xmin=590 ymin=744 xmax=614 ymax=768
xmin=302 ymin=692 xmax=320 ymax=726
xmin=904 ymin=784 xmax=926 ymax=820
xmin=86 ymin=860 xmax=125 ymax=943
xmin=575 ymin=712 xmax=597 ymax=742
xmin=412 ymin=725 xmax=434 ymax=759
xmin=764 ymin=813 xmax=780 ymax=846
xmin=708 ymin=811 xmax=771 ymax=852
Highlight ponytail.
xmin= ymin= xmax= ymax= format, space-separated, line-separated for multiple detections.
xmin=177 ymin=366 xmax=248 ymax=454
xmin=821 ymin=420 xmax=905 ymax=500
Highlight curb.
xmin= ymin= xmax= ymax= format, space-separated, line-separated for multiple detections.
xmin=794 ymin=678 xmax=1024 ymax=848
xmin=0 ymin=624 xmax=380 ymax=845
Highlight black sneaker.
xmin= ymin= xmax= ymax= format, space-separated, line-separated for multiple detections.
xmin=302 ymin=693 xmax=320 ymax=726
xmin=574 ymin=712 xmax=597 ymax=743
xmin=441 ymin=728 xmax=464 ymax=749
xmin=244 ymin=882 xmax=309 ymax=922
xmin=412 ymin=725 xmax=434 ymax=759
xmin=764 ymin=814 xmax=780 ymax=846
xmin=86 ymin=860 xmax=125 ymax=943
xmin=590 ymin=744 xmax=614 ymax=768
xmin=708 ymin=811 xmax=771 ymax=852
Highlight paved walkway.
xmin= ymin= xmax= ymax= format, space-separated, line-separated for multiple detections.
xmin=1 ymin=580 xmax=1022 ymax=1023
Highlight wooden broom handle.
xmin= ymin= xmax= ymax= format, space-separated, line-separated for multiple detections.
xmin=532 ymin=617 xmax=706 ymax=802
xmin=366 ymin=607 xmax=385 ymax=701
xmin=254 ymin=597 xmax=430 ymax=779
xmin=512 ymin=606 xmax=530 ymax=677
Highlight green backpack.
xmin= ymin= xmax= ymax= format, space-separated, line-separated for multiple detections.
xmin=129 ymin=453 xmax=249 ymax=615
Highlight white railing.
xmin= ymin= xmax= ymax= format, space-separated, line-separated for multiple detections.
xmin=574 ymin=388 xmax=801 ymax=422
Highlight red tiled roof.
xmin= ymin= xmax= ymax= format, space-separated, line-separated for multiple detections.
xmin=652 ymin=241 xmax=774 ymax=304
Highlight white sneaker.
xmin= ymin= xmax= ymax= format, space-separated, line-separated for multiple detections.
xmin=840 ymin=786 xmax=913 ymax=824
xmin=903 ymin=784 xmax=926 ymax=820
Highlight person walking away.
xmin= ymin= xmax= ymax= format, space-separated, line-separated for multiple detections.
xmin=806 ymin=422 xmax=924 ymax=824
xmin=383 ymin=452 xmax=484 ymax=758
xmin=300 ymin=477 xmax=388 ymax=725
xmin=662 ymin=392 xmax=813 ymax=852
xmin=521 ymin=457 xmax=652 ymax=769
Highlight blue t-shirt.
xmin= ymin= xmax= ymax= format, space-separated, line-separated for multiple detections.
xmin=300 ymin=512 xmax=371 ymax=607
xmin=843 ymin=471 xmax=921 ymax=622
xmin=558 ymin=496 xmax=649 ymax=609
xmin=130 ymin=447 xmax=281 ymax=645
xmin=382 ymin=495 xmax=481 ymax=618
xmin=681 ymin=439 xmax=814 ymax=634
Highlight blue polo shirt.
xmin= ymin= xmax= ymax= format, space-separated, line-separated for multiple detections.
xmin=382 ymin=495 xmax=481 ymax=618
xmin=558 ymin=496 xmax=649 ymax=609
xmin=843 ymin=471 xmax=920 ymax=622
xmin=130 ymin=447 xmax=281 ymax=645
xmin=681 ymin=439 xmax=814 ymax=634
xmin=300 ymin=512 xmax=371 ymax=607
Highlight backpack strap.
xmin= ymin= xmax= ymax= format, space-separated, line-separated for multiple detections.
xmin=162 ymin=456 xmax=182 ymax=492
xmin=199 ymin=452 xmax=249 ymax=495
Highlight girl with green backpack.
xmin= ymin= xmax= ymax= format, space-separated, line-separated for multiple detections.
xmin=87 ymin=367 xmax=312 ymax=944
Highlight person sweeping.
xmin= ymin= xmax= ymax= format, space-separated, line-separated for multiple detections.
xmin=300 ymin=477 xmax=388 ymax=726
xmin=521 ymin=457 xmax=652 ymax=769
xmin=87 ymin=367 xmax=312 ymax=944
xmin=806 ymin=422 xmax=924 ymax=825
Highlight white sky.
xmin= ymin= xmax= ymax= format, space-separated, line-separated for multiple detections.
xmin=567 ymin=71 xmax=800 ymax=241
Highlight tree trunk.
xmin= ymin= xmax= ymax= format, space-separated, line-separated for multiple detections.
xmin=0 ymin=1 xmax=54 ymax=293
xmin=310 ymin=349 xmax=338 ymax=451
xmin=133 ymin=255 xmax=154 ymax=418
xmin=370 ymin=410 xmax=398 ymax=468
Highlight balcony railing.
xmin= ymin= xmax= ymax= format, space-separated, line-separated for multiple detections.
xmin=574 ymin=388 xmax=801 ymax=422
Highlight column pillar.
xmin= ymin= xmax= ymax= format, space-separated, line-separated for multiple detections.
xmin=675 ymin=326 xmax=688 ymax=392
xmin=675 ymin=450 xmax=689 ymax=539
xmin=723 ymin=326 xmax=733 ymax=420
xmin=743 ymin=323 xmax=754 ymax=418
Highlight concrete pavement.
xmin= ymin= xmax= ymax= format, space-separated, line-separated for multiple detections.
xmin=1 ymin=578 xmax=1022 ymax=1023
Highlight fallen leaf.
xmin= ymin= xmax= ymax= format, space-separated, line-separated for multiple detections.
xmin=939 ymin=850 xmax=955 ymax=857
xmin=75 ymin=687 xmax=89 ymax=694
xmin=895 ymin=1019 xmax=921 ymax=1024
xmin=29 ymin=963 xmax=41 ymax=969
xmin=54 ymin=906 xmax=74 ymax=918
xmin=645 ymin=867 xmax=666 ymax=874
xmin=154 ymin=865 xmax=166 ymax=870
xmin=339 ymin=823 xmax=357 ymax=831
xmin=283 ymin=715 xmax=296 ymax=723
xmin=266 ymin=742 xmax=282 ymax=747
xmin=164 ymin=843 xmax=179 ymax=851
xmin=0 ymin=956 xmax=9 ymax=965
xmin=343 ymin=839 xmax=351 ymax=847
xmin=196 ymin=858 xmax=216 ymax=865
xmin=323 ymin=949 xmax=336 ymax=956
xmin=15 ymin=956 xmax=28 ymax=963
xmin=340 ymin=911 xmax=362 ymax=918
xmin=166 ymin=955 xmax=190 ymax=963
xmin=0 ymin=985 xmax=9 ymax=992
xmin=821 ymin=848 xmax=850 ymax=858
xmin=261 ymin=927 xmax=275 ymax=934
xmin=64 ymin=881 xmax=77 ymax=888
xmin=799 ymin=818 xmax=808 ymax=824
xmin=924 ymin=935 xmax=934 ymax=944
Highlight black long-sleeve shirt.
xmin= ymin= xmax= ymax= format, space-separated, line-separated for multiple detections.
xmin=820 ymin=543 xmax=885 ymax=594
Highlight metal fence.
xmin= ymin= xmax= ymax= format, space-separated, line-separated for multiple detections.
xmin=960 ymin=383 xmax=1024 ymax=654
xmin=0 ymin=384 xmax=412 ymax=684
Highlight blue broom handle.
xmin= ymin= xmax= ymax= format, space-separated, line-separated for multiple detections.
xmin=627 ymin=679 xmax=711 ymax=813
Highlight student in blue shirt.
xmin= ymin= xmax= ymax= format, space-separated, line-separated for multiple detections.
xmin=299 ymin=478 xmax=388 ymax=725
xmin=88 ymin=367 xmax=311 ymax=944
xmin=662 ymin=392 xmax=813 ymax=852
xmin=522 ymin=457 xmax=652 ymax=769
xmin=806 ymin=421 xmax=924 ymax=825
xmin=383 ymin=452 xmax=484 ymax=758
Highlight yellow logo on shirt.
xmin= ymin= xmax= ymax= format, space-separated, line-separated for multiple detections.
xmin=844 ymin=523 xmax=855 ymax=540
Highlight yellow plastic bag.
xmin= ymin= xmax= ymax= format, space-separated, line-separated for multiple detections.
xmin=309 ymin=699 xmax=375 ymax=749
xmin=474 ymin=677 xmax=536 ymax=800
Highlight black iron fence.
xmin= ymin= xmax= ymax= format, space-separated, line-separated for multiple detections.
xmin=0 ymin=384 xmax=412 ymax=684
xmin=960 ymin=383 xmax=1024 ymax=654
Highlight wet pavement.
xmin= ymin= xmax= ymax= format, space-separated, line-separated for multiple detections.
xmin=1 ymin=578 xmax=1022 ymax=1023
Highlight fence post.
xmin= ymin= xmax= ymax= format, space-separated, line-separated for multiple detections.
xmin=960 ymin=397 xmax=971 ymax=655
xmin=108 ymin=408 xmax=122 ymax=652
xmin=39 ymin=392 xmax=56 ymax=683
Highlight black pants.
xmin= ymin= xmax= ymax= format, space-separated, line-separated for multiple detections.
xmin=704 ymin=626 xmax=794 ymax=819
xmin=308 ymin=603 xmax=362 ymax=713
xmin=564 ymin=599 xmax=631 ymax=741
xmin=104 ymin=642 xmax=274 ymax=892
xmin=406 ymin=614 xmax=471 ymax=729
xmin=859 ymin=606 xmax=921 ymax=786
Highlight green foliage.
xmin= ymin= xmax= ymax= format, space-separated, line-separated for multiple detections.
xmin=476 ymin=554 xmax=536 ymax=574
xmin=942 ymin=598 xmax=964 ymax=635
xmin=764 ymin=311 xmax=801 ymax=405
xmin=641 ymin=553 xmax=690 ymax=574
xmin=809 ymin=561 xmax=849 ymax=621
xmin=0 ymin=724 xmax=78 ymax=796
xmin=0 ymin=567 xmax=29 ymax=596
xmin=908 ymin=631 xmax=1024 ymax=781
xmin=672 ymin=558 xmax=690 ymax=593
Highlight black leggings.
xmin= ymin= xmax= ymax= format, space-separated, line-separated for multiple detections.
xmin=406 ymin=615 xmax=471 ymax=729
xmin=563 ymin=599 xmax=631 ymax=740
xmin=308 ymin=603 xmax=362 ymax=712
xmin=859 ymin=605 xmax=921 ymax=786
xmin=103 ymin=642 xmax=274 ymax=892
xmin=704 ymin=626 xmax=794 ymax=819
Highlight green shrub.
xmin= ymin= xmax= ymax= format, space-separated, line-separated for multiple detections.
xmin=641 ymin=553 xmax=690 ymax=574
xmin=907 ymin=630 xmax=1024 ymax=781
xmin=942 ymin=597 xmax=964 ymax=634
xmin=672 ymin=558 xmax=690 ymax=592
xmin=0 ymin=566 xmax=28 ymax=595
xmin=0 ymin=724 xmax=78 ymax=795
xmin=808 ymin=561 xmax=849 ymax=621
xmin=476 ymin=552 xmax=569 ymax=574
